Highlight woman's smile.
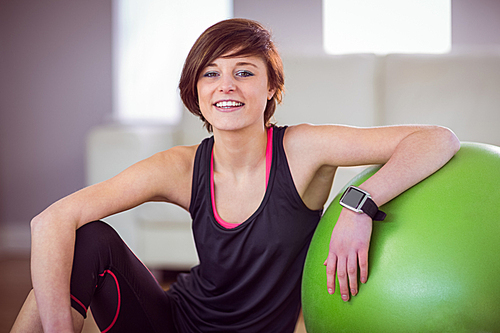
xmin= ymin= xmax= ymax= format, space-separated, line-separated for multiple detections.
xmin=214 ymin=99 xmax=245 ymax=112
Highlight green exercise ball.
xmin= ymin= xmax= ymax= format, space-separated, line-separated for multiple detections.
xmin=302 ymin=142 xmax=500 ymax=332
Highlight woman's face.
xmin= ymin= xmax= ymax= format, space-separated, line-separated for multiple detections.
xmin=197 ymin=54 xmax=275 ymax=133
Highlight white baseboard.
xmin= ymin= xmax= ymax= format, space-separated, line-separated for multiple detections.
xmin=0 ymin=222 xmax=31 ymax=256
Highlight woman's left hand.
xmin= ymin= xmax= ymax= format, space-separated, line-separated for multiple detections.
xmin=325 ymin=208 xmax=373 ymax=301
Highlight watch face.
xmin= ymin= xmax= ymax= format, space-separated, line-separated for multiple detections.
xmin=342 ymin=187 xmax=366 ymax=208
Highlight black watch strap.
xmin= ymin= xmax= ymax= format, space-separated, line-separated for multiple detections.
xmin=361 ymin=197 xmax=386 ymax=221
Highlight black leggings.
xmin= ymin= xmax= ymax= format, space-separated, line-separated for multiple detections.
xmin=70 ymin=221 xmax=178 ymax=332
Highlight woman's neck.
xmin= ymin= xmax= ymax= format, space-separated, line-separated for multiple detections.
xmin=212 ymin=125 xmax=268 ymax=175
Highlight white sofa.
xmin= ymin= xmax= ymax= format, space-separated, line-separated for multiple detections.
xmin=86 ymin=49 xmax=500 ymax=270
xmin=381 ymin=52 xmax=500 ymax=145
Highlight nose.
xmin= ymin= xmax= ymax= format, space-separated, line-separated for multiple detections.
xmin=218 ymin=74 xmax=235 ymax=93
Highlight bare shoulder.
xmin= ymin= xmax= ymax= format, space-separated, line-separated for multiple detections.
xmin=284 ymin=123 xmax=351 ymax=146
xmin=153 ymin=144 xmax=198 ymax=173
xmin=283 ymin=123 xmax=345 ymax=162
xmin=283 ymin=123 xmax=317 ymax=152
xmin=149 ymin=144 xmax=199 ymax=208
xmin=282 ymin=124 xmax=336 ymax=180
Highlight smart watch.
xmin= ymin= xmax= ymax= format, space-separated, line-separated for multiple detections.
xmin=339 ymin=186 xmax=386 ymax=221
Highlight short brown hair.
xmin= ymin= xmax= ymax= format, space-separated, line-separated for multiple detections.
xmin=179 ymin=18 xmax=284 ymax=132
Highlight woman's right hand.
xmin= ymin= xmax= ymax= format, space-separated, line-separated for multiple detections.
xmin=324 ymin=208 xmax=373 ymax=302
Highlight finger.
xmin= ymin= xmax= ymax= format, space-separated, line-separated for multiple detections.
xmin=347 ymin=253 xmax=359 ymax=297
xmin=326 ymin=255 xmax=337 ymax=295
xmin=358 ymin=249 xmax=369 ymax=284
xmin=336 ymin=257 xmax=349 ymax=301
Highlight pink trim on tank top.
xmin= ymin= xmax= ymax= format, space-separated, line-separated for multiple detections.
xmin=211 ymin=127 xmax=273 ymax=229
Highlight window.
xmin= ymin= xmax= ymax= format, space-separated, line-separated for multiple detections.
xmin=113 ymin=0 xmax=232 ymax=123
xmin=323 ymin=0 xmax=451 ymax=55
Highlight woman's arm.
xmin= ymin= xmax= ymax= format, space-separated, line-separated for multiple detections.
xmin=286 ymin=124 xmax=460 ymax=301
xmin=30 ymin=146 xmax=195 ymax=332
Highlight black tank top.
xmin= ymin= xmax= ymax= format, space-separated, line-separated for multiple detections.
xmin=167 ymin=126 xmax=322 ymax=332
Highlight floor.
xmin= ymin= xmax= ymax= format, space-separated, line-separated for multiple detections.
xmin=0 ymin=254 xmax=30 ymax=333
xmin=0 ymin=254 xmax=306 ymax=333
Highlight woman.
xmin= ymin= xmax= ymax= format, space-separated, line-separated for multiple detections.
xmin=12 ymin=19 xmax=460 ymax=332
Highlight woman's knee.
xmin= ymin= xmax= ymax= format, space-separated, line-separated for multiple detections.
xmin=72 ymin=220 xmax=125 ymax=277
xmin=76 ymin=220 xmax=118 ymax=238
xmin=72 ymin=220 xmax=135 ymax=279
xmin=74 ymin=221 xmax=121 ymax=249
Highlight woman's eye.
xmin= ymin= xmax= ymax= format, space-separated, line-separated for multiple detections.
xmin=203 ymin=71 xmax=219 ymax=78
xmin=236 ymin=70 xmax=254 ymax=77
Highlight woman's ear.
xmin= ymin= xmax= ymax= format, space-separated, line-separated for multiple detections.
xmin=267 ymin=87 xmax=276 ymax=100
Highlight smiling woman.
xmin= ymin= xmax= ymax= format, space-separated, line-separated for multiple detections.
xmin=12 ymin=18 xmax=459 ymax=333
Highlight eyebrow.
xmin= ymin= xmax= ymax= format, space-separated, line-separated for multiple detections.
xmin=205 ymin=61 xmax=258 ymax=68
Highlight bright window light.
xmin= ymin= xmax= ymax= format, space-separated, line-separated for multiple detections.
xmin=113 ymin=0 xmax=232 ymax=124
xmin=323 ymin=0 xmax=451 ymax=55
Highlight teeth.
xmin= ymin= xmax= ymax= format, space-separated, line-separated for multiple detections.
xmin=216 ymin=101 xmax=244 ymax=108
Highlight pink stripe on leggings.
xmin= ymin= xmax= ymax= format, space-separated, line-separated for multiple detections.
xmin=70 ymin=294 xmax=87 ymax=314
xmin=98 ymin=269 xmax=121 ymax=333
